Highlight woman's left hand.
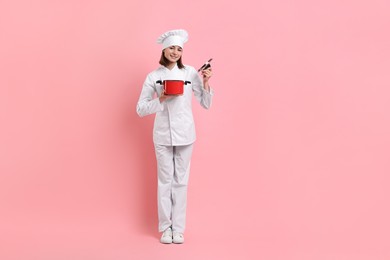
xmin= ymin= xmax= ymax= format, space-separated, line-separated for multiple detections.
xmin=201 ymin=68 xmax=212 ymax=92
xmin=201 ymin=68 xmax=212 ymax=82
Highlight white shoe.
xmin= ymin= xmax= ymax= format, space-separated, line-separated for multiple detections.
xmin=173 ymin=231 xmax=184 ymax=244
xmin=160 ymin=227 xmax=173 ymax=244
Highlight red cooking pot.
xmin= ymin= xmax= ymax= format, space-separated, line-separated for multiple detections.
xmin=163 ymin=80 xmax=184 ymax=95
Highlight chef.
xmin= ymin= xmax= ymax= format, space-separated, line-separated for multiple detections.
xmin=136 ymin=29 xmax=214 ymax=244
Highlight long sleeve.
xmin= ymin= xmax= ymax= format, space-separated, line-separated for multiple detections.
xmin=136 ymin=74 xmax=164 ymax=117
xmin=191 ymin=67 xmax=214 ymax=109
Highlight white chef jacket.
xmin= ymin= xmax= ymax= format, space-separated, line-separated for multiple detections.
xmin=136 ymin=64 xmax=214 ymax=146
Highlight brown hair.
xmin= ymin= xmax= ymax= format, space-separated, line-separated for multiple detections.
xmin=159 ymin=51 xmax=185 ymax=69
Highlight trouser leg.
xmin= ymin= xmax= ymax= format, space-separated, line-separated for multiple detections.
xmin=154 ymin=144 xmax=174 ymax=232
xmin=171 ymin=144 xmax=193 ymax=233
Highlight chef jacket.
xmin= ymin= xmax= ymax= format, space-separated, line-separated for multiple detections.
xmin=136 ymin=64 xmax=214 ymax=146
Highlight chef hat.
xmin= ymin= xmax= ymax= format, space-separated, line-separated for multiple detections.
xmin=157 ymin=29 xmax=189 ymax=49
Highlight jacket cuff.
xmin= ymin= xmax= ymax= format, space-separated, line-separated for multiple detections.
xmin=151 ymin=97 xmax=164 ymax=113
xmin=203 ymin=87 xmax=214 ymax=96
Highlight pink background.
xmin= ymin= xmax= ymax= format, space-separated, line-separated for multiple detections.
xmin=1 ymin=0 xmax=389 ymax=259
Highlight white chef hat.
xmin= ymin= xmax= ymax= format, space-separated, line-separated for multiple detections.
xmin=157 ymin=29 xmax=189 ymax=49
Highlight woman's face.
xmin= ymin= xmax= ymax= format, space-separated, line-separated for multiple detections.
xmin=163 ymin=45 xmax=183 ymax=64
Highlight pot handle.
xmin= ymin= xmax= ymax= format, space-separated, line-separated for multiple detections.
xmin=155 ymin=80 xmax=166 ymax=94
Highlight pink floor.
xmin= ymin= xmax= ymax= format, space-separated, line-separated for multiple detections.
xmin=2 ymin=204 xmax=389 ymax=260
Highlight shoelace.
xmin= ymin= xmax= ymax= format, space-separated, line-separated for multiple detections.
xmin=163 ymin=229 xmax=172 ymax=237
xmin=173 ymin=232 xmax=183 ymax=238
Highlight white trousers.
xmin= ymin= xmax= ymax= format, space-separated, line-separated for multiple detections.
xmin=154 ymin=143 xmax=193 ymax=233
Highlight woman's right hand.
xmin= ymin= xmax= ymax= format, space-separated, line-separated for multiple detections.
xmin=159 ymin=92 xmax=171 ymax=103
